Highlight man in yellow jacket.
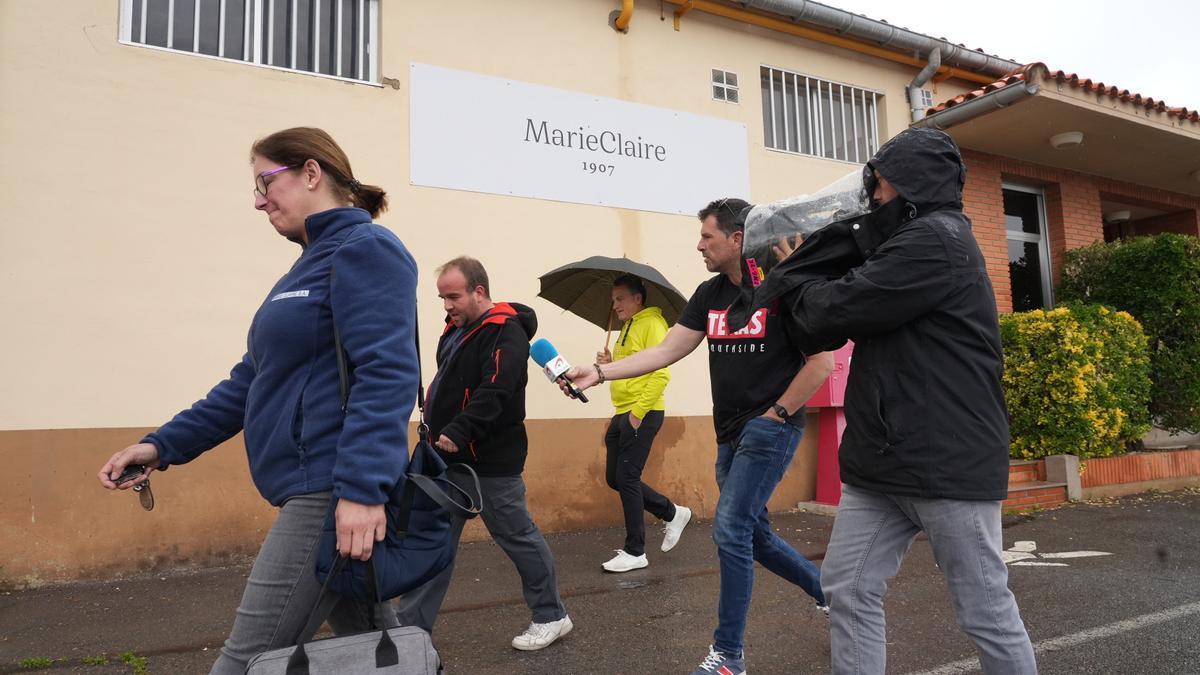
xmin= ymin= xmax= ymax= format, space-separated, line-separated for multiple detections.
xmin=596 ymin=274 xmax=692 ymax=572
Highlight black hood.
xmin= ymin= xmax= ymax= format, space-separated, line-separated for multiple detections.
xmin=864 ymin=127 xmax=966 ymax=218
xmin=507 ymin=302 xmax=538 ymax=339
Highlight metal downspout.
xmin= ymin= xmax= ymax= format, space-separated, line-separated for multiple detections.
xmin=611 ymin=0 xmax=634 ymax=33
xmin=913 ymin=78 xmax=1041 ymax=131
xmin=907 ymin=47 xmax=941 ymax=123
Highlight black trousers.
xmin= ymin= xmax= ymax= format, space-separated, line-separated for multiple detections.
xmin=604 ymin=410 xmax=675 ymax=556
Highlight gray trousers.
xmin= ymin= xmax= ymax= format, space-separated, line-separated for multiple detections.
xmin=210 ymin=491 xmax=398 ymax=674
xmin=823 ymin=484 xmax=1037 ymax=675
xmin=394 ymin=470 xmax=567 ymax=632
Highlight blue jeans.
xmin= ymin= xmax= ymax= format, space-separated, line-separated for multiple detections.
xmin=712 ymin=416 xmax=825 ymax=656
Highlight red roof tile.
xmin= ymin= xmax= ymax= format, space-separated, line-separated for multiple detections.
xmin=925 ymin=62 xmax=1200 ymax=123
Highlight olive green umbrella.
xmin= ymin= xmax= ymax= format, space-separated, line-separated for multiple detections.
xmin=537 ymin=256 xmax=689 ymax=347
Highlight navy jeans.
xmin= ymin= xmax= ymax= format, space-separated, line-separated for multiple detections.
xmin=712 ymin=416 xmax=825 ymax=656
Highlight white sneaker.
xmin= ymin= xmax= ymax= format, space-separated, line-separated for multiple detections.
xmin=602 ymin=549 xmax=649 ymax=572
xmin=661 ymin=505 xmax=693 ymax=552
xmin=511 ymin=615 xmax=573 ymax=651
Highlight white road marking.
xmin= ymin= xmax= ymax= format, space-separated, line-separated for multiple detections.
xmin=1002 ymin=540 xmax=1112 ymax=567
xmin=909 ymin=600 xmax=1200 ymax=675
xmin=1039 ymin=551 xmax=1112 ymax=559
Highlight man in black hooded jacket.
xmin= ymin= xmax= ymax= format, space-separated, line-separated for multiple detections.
xmin=394 ymin=257 xmax=572 ymax=652
xmin=770 ymin=128 xmax=1036 ymax=674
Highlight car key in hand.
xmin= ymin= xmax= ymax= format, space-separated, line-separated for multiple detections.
xmin=115 ymin=463 xmax=155 ymax=511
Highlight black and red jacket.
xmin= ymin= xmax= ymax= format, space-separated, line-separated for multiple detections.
xmin=426 ymin=302 xmax=536 ymax=477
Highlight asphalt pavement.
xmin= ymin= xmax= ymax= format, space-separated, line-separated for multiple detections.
xmin=3 ymin=489 xmax=1198 ymax=674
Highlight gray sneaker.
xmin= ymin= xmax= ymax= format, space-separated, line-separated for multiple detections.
xmin=691 ymin=644 xmax=746 ymax=674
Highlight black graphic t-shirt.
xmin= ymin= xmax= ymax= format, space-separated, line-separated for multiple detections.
xmin=678 ymin=274 xmax=808 ymax=442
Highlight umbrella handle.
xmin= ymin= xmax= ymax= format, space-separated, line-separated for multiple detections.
xmin=603 ymin=310 xmax=614 ymax=354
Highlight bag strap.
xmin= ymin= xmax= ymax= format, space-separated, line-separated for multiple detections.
xmin=413 ymin=311 xmax=432 ymax=445
xmin=287 ymin=555 xmax=400 ymax=674
xmin=332 ymin=266 xmax=428 ymax=445
xmin=392 ymin=464 xmax=483 ymax=537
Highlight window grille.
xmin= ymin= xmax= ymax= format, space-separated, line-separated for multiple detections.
xmin=760 ymin=65 xmax=881 ymax=163
xmin=119 ymin=0 xmax=378 ymax=83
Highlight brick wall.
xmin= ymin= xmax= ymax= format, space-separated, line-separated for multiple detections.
xmin=961 ymin=156 xmax=1011 ymax=311
xmin=1003 ymin=459 xmax=1067 ymax=511
xmin=960 ymin=150 xmax=1200 ymax=312
xmin=1080 ymin=449 xmax=1200 ymax=488
xmin=1135 ymin=209 xmax=1200 ymax=236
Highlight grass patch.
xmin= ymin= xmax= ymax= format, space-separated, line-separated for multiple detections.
xmin=18 ymin=657 xmax=61 ymax=669
xmin=119 ymin=651 xmax=148 ymax=675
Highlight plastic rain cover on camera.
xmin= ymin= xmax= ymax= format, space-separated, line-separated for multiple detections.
xmin=741 ymin=169 xmax=870 ymax=283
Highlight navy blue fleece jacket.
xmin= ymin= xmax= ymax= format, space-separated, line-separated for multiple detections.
xmin=143 ymin=207 xmax=419 ymax=506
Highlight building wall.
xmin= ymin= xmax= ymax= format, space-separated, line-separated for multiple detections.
xmin=0 ymin=416 xmax=819 ymax=585
xmin=1 ymin=0 xmax=967 ymax=584
xmin=961 ymin=150 xmax=1200 ymax=313
xmin=1134 ymin=210 xmax=1200 ymax=237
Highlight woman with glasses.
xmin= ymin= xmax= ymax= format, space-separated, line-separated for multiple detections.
xmin=97 ymin=127 xmax=419 ymax=674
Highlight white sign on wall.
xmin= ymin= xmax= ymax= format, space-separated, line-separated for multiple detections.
xmin=409 ymin=63 xmax=750 ymax=216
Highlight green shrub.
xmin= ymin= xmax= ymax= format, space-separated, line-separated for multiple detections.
xmin=1059 ymin=234 xmax=1200 ymax=432
xmin=1000 ymin=304 xmax=1152 ymax=459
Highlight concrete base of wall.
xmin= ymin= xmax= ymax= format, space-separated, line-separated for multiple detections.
xmin=1045 ymin=454 xmax=1082 ymax=500
xmin=1 ymin=413 xmax=820 ymax=587
xmin=794 ymin=501 xmax=838 ymax=517
xmin=1082 ymin=475 xmax=1200 ymax=500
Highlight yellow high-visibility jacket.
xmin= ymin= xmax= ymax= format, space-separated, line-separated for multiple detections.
xmin=610 ymin=306 xmax=670 ymax=419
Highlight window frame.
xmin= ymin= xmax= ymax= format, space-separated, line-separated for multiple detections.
xmin=117 ymin=0 xmax=381 ymax=86
xmin=1002 ymin=182 xmax=1055 ymax=310
xmin=759 ymin=63 xmax=883 ymax=165
xmin=711 ymin=67 xmax=739 ymax=104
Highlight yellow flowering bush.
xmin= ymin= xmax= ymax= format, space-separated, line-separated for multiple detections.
xmin=999 ymin=304 xmax=1151 ymax=459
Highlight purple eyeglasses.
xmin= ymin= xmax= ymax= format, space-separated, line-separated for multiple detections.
xmin=254 ymin=165 xmax=295 ymax=198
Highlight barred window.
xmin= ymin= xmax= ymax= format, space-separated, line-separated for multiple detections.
xmin=119 ymin=0 xmax=379 ymax=83
xmin=760 ymin=66 xmax=881 ymax=163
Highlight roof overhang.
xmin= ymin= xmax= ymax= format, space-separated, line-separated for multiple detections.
xmin=915 ymin=65 xmax=1200 ymax=197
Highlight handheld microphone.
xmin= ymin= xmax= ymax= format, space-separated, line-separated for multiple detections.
xmin=529 ymin=338 xmax=589 ymax=403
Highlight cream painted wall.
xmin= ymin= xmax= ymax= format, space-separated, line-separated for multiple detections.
xmin=0 ymin=0 xmax=971 ymax=430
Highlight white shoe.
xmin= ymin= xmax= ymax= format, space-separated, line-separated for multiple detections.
xmin=661 ymin=505 xmax=692 ymax=552
xmin=602 ymin=549 xmax=649 ymax=572
xmin=511 ymin=615 xmax=573 ymax=651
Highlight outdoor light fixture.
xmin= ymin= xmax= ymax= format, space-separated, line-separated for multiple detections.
xmin=1049 ymin=131 xmax=1084 ymax=149
xmin=1104 ymin=210 xmax=1132 ymax=223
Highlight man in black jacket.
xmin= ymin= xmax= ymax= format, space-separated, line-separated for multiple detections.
xmin=394 ymin=257 xmax=572 ymax=651
xmin=774 ymin=128 xmax=1036 ymax=674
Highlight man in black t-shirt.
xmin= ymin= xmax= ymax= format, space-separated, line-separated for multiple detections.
xmin=564 ymin=199 xmax=834 ymax=675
